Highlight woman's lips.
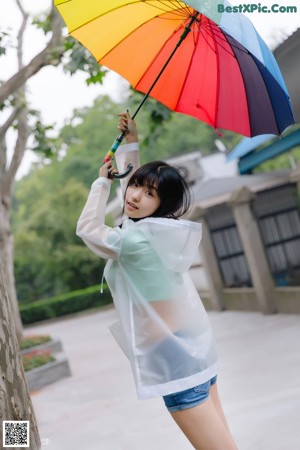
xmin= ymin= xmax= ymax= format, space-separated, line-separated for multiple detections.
xmin=127 ymin=201 xmax=138 ymax=210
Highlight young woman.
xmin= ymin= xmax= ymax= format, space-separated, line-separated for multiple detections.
xmin=76 ymin=112 xmax=238 ymax=450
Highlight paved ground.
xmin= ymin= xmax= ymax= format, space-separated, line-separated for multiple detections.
xmin=28 ymin=307 xmax=300 ymax=450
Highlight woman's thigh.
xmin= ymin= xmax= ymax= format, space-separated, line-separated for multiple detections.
xmin=170 ymin=396 xmax=238 ymax=450
xmin=210 ymin=383 xmax=232 ymax=432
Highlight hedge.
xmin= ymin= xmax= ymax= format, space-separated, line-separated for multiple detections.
xmin=20 ymin=285 xmax=112 ymax=325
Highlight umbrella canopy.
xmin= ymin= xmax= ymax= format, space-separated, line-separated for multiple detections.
xmin=54 ymin=0 xmax=294 ymax=139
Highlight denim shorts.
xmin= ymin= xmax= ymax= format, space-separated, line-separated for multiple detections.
xmin=163 ymin=375 xmax=217 ymax=412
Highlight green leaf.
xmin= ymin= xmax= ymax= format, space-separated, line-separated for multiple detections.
xmin=31 ymin=13 xmax=52 ymax=35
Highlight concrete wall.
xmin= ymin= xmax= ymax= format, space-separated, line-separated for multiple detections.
xmin=275 ymin=287 xmax=300 ymax=314
xmin=199 ymin=287 xmax=300 ymax=315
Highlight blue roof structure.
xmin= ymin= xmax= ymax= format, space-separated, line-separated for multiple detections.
xmin=227 ymin=128 xmax=300 ymax=174
xmin=227 ymin=134 xmax=276 ymax=161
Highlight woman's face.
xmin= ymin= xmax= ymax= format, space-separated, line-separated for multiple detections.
xmin=125 ymin=181 xmax=161 ymax=219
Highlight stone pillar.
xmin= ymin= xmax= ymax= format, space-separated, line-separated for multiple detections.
xmin=191 ymin=207 xmax=225 ymax=311
xmin=228 ymin=187 xmax=276 ymax=314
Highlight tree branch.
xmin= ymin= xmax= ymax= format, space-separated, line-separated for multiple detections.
xmin=0 ymin=5 xmax=64 ymax=106
xmin=3 ymin=107 xmax=30 ymax=201
xmin=0 ymin=107 xmax=22 ymax=142
xmin=0 ymin=136 xmax=8 ymax=184
xmin=0 ymin=0 xmax=31 ymax=198
xmin=0 ymin=107 xmax=23 ymax=183
xmin=16 ymin=0 xmax=29 ymax=70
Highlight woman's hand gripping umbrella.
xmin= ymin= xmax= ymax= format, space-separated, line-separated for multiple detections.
xmin=101 ymin=111 xmax=137 ymax=180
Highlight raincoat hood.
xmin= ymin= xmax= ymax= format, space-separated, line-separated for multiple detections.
xmin=123 ymin=216 xmax=202 ymax=273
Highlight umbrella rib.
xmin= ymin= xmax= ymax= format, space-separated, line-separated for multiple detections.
xmin=171 ymin=16 xmax=218 ymax=127
xmin=251 ymin=56 xmax=282 ymax=134
xmin=230 ymin=48 xmax=253 ymax=136
xmin=197 ymin=18 xmax=246 ymax=130
xmin=200 ymin=22 xmax=228 ymax=50
xmin=200 ymin=21 xmax=249 ymax=59
xmin=133 ymin=10 xmax=199 ymax=92
xmin=208 ymin=20 xmax=220 ymax=130
xmin=68 ymin=1 xmax=190 ymax=34
xmin=141 ymin=1 xmax=189 ymax=17
xmin=202 ymin=22 xmax=251 ymax=58
xmin=97 ymin=14 xmax=186 ymax=68
xmin=172 ymin=18 xmax=199 ymax=111
xmin=156 ymin=0 xmax=192 ymax=16
xmin=96 ymin=6 xmax=196 ymax=72
xmin=198 ymin=22 xmax=218 ymax=54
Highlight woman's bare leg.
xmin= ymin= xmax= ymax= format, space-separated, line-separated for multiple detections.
xmin=169 ymin=389 xmax=238 ymax=450
xmin=210 ymin=383 xmax=233 ymax=432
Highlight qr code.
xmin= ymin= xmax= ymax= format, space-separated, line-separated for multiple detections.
xmin=3 ymin=421 xmax=29 ymax=448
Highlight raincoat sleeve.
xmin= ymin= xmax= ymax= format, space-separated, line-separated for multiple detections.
xmin=76 ymin=177 xmax=122 ymax=259
xmin=76 ymin=142 xmax=140 ymax=258
xmin=115 ymin=142 xmax=140 ymax=197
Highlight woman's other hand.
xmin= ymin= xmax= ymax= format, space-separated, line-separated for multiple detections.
xmin=118 ymin=111 xmax=138 ymax=144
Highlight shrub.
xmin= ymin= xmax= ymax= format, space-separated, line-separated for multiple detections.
xmin=20 ymin=284 xmax=112 ymax=325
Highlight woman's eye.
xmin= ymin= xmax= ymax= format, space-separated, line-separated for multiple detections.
xmin=146 ymin=190 xmax=153 ymax=197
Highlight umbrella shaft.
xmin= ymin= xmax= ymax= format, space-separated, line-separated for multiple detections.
xmin=104 ymin=11 xmax=199 ymax=161
xmin=132 ymin=11 xmax=199 ymax=120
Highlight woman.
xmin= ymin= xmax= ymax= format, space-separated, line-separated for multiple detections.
xmin=76 ymin=112 xmax=238 ymax=449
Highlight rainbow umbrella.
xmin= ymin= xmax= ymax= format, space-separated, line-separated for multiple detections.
xmin=54 ymin=0 xmax=295 ymax=166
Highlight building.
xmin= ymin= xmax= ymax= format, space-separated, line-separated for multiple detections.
xmin=189 ymin=167 xmax=300 ymax=315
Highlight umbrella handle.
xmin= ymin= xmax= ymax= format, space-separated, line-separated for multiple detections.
xmin=108 ymin=163 xmax=134 ymax=180
xmin=103 ymin=131 xmax=126 ymax=163
xmin=103 ymin=130 xmax=134 ymax=179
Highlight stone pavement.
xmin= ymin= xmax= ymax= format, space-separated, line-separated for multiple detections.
xmin=28 ymin=307 xmax=300 ymax=450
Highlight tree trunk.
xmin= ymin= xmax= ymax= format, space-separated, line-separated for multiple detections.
xmin=0 ymin=193 xmax=23 ymax=341
xmin=0 ymin=100 xmax=29 ymax=342
xmin=0 ymin=259 xmax=41 ymax=450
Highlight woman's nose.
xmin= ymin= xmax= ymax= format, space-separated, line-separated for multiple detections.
xmin=131 ymin=188 xmax=141 ymax=201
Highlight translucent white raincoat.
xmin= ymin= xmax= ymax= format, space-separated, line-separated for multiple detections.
xmin=76 ymin=143 xmax=218 ymax=399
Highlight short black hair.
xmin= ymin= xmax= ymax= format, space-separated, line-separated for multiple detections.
xmin=125 ymin=161 xmax=191 ymax=219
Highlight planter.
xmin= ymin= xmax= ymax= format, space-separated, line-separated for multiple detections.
xmin=26 ymin=352 xmax=71 ymax=392
xmin=21 ymin=337 xmax=63 ymax=356
xmin=21 ymin=338 xmax=71 ymax=391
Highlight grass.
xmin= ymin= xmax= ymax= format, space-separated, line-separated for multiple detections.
xmin=20 ymin=334 xmax=52 ymax=350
